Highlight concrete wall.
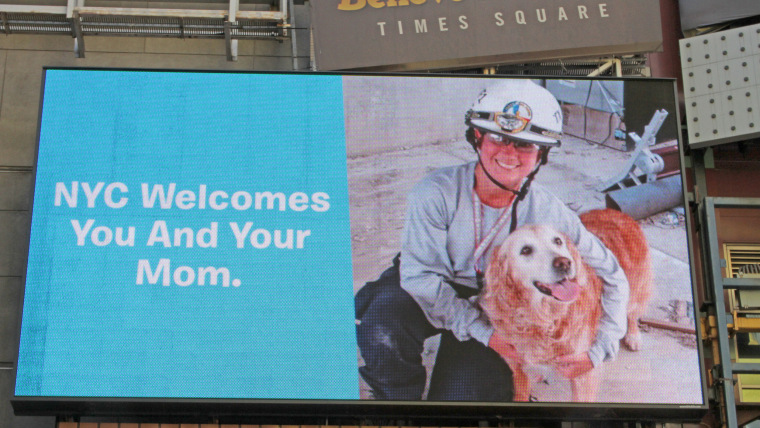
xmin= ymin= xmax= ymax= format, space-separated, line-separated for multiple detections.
xmin=0 ymin=5 xmax=310 ymax=427
xmin=343 ymin=76 xmax=484 ymax=157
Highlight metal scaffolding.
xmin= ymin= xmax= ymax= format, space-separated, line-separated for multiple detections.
xmin=0 ymin=0 xmax=300 ymax=64
xmin=694 ymin=148 xmax=760 ymax=428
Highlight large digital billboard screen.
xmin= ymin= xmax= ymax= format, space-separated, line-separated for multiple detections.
xmin=14 ymin=69 xmax=705 ymax=420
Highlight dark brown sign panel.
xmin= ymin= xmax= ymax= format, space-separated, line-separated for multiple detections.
xmin=311 ymin=0 xmax=663 ymax=71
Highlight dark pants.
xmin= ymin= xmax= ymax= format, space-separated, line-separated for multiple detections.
xmin=355 ymin=256 xmax=513 ymax=401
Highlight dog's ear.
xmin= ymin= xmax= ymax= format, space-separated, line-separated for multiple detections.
xmin=483 ymin=245 xmax=525 ymax=310
xmin=564 ymin=234 xmax=587 ymax=283
xmin=485 ymin=248 xmax=509 ymax=288
xmin=483 ymin=247 xmax=508 ymax=314
xmin=485 ymin=246 xmax=511 ymax=292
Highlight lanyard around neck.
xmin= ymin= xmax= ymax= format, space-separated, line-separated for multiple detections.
xmin=472 ymin=191 xmax=513 ymax=277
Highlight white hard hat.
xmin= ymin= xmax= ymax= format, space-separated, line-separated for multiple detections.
xmin=465 ymin=79 xmax=563 ymax=147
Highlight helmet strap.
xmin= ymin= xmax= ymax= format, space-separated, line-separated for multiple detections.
xmin=508 ymin=148 xmax=550 ymax=233
xmin=471 ymin=126 xmax=552 ymax=233
xmin=472 ymin=128 xmax=522 ymax=196
xmin=474 ymin=144 xmax=549 ymax=197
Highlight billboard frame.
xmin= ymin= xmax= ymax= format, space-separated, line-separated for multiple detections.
xmin=12 ymin=68 xmax=708 ymax=424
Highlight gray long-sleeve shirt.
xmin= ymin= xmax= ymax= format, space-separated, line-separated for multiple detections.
xmin=399 ymin=161 xmax=629 ymax=367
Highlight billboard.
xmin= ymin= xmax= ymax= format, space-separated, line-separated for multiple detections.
xmin=310 ymin=0 xmax=664 ymax=71
xmin=14 ymin=69 xmax=705 ymax=421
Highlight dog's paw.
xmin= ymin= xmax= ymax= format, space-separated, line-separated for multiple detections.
xmin=622 ymin=332 xmax=642 ymax=351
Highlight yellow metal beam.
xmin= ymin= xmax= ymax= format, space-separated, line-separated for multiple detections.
xmin=733 ymin=312 xmax=760 ymax=333
xmin=701 ymin=313 xmax=760 ymax=338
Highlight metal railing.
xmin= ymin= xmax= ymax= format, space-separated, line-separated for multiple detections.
xmin=0 ymin=0 xmax=299 ymax=63
xmin=700 ymin=196 xmax=760 ymax=428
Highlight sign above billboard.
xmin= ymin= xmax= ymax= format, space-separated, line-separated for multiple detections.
xmin=310 ymin=0 xmax=664 ymax=71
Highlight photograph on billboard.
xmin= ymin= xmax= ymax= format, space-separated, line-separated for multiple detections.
xmin=14 ymin=69 xmax=704 ymax=418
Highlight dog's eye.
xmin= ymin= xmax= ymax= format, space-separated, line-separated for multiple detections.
xmin=520 ymin=246 xmax=533 ymax=255
xmin=553 ymin=237 xmax=563 ymax=246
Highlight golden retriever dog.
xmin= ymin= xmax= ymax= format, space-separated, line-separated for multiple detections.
xmin=480 ymin=208 xmax=652 ymax=402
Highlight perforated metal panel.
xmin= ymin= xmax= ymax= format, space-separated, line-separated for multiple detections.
xmin=681 ymin=23 xmax=760 ymax=148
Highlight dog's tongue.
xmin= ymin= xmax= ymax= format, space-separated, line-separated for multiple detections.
xmin=547 ymin=278 xmax=580 ymax=302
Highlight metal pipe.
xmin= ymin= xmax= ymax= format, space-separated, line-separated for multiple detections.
xmin=76 ymin=7 xmax=283 ymax=20
xmin=639 ymin=316 xmax=696 ymax=334
xmin=0 ymin=5 xmax=67 ymax=14
xmin=604 ymin=175 xmax=683 ymax=220
xmin=288 ymin=0 xmax=296 ymax=70
xmin=228 ymin=0 xmax=237 ymax=22
xmin=587 ymin=59 xmax=614 ymax=77
xmin=705 ymin=198 xmax=740 ymax=428
xmin=66 ymin=0 xmax=75 ymax=18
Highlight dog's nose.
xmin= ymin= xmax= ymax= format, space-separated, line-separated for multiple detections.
xmin=553 ymin=256 xmax=572 ymax=274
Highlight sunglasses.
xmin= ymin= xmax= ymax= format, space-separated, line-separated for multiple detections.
xmin=483 ymin=132 xmax=539 ymax=153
